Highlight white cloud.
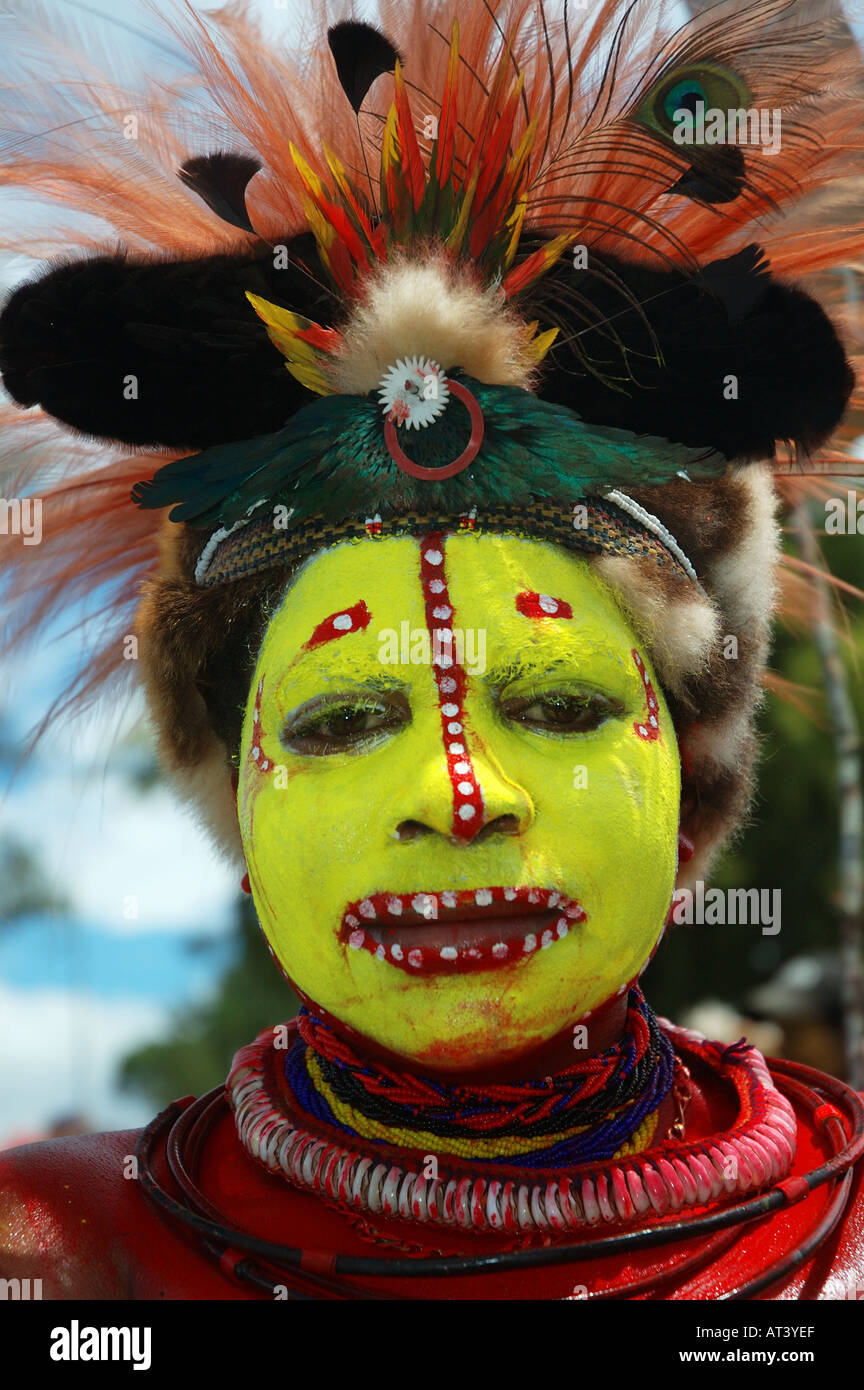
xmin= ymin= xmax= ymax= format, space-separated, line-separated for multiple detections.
xmin=0 ymin=980 xmax=169 ymax=1141
xmin=2 ymin=687 xmax=238 ymax=933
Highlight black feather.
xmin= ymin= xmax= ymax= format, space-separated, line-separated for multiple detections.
xmin=693 ymin=245 xmax=770 ymax=322
xmin=178 ymin=152 xmax=262 ymax=233
xmin=327 ymin=21 xmax=401 ymax=113
xmin=669 ymin=145 xmax=747 ymax=204
xmin=519 ymin=238 xmax=854 ymax=460
xmin=0 ymin=234 xmax=340 ymax=449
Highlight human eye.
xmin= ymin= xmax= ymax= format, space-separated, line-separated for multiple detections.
xmin=281 ymin=690 xmax=410 ymax=755
xmin=499 ymin=683 xmax=624 ymax=736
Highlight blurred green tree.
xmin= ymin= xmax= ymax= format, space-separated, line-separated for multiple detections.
xmin=119 ymin=895 xmax=297 ymax=1108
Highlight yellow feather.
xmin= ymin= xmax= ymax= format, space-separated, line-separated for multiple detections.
xmin=527 ymin=326 xmax=560 ymax=363
xmin=245 ymin=293 xmax=333 ymax=396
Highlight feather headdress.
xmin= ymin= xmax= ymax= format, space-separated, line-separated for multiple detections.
xmin=1 ymin=0 xmax=863 ymax=878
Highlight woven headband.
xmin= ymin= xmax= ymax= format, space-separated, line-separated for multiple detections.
xmin=194 ymin=491 xmax=700 ymax=590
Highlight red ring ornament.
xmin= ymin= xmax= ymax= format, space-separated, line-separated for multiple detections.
xmin=384 ymin=378 xmax=485 ymax=480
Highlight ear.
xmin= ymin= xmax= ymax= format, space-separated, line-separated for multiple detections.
xmin=520 ymin=241 xmax=854 ymax=459
xmin=0 ymin=232 xmax=338 ymax=448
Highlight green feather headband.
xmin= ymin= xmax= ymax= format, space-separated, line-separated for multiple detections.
xmin=132 ymin=366 xmax=723 ymax=586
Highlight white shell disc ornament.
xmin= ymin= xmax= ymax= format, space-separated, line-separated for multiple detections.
xmin=378 ymin=356 xmax=450 ymax=430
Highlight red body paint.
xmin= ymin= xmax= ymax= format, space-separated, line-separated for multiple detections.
xmin=418 ymin=533 xmax=484 ymax=839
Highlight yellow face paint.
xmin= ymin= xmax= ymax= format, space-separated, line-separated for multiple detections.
xmin=238 ymin=532 xmax=680 ymax=1072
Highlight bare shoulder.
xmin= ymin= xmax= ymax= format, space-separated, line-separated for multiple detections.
xmin=0 ymin=1130 xmax=144 ymax=1299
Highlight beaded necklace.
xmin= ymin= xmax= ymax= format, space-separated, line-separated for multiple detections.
xmin=229 ymin=1013 xmax=798 ymax=1236
xmin=286 ymin=990 xmax=673 ymax=1166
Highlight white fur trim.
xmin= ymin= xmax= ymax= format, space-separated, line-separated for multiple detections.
xmin=604 ymin=489 xmax=700 ymax=583
xmin=331 ymin=258 xmax=538 ymax=395
xmin=595 ymin=554 xmax=720 ymax=692
xmin=706 ymin=467 xmax=779 ymax=638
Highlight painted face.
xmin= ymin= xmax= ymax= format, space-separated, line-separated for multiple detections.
xmin=238 ymin=532 xmax=680 ymax=1071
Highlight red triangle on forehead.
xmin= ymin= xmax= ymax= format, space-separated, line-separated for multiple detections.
xmin=303 ymin=600 xmax=372 ymax=651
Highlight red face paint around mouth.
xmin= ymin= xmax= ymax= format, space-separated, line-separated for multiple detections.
xmin=340 ymin=886 xmax=587 ymax=976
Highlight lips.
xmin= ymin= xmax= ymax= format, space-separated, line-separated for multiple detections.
xmin=340 ymin=886 xmax=586 ymax=976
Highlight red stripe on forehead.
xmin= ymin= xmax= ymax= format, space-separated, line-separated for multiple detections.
xmin=303 ymin=600 xmax=372 ymax=650
xmin=418 ymin=534 xmax=484 ymax=840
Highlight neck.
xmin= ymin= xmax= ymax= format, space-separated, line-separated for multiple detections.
xmin=293 ymin=986 xmax=630 ymax=1082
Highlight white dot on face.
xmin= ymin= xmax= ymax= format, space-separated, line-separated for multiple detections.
xmin=523 ymin=933 xmax=537 ymax=953
xmin=447 ymin=721 xmax=463 ymax=735
xmin=425 ymin=549 xmax=443 ymax=565
xmin=449 ymin=742 xmax=464 ymax=755
xmin=457 ymin=804 xmax=476 ymax=820
xmin=332 ymin=613 xmax=353 ymax=630
xmin=391 ymin=942 xmax=404 ymax=961
xmin=475 ymin=889 xmax=492 ymax=906
xmin=457 ymin=780 xmax=474 ymax=795
xmin=556 ymin=918 xmax=569 ymax=938
xmin=454 ymin=761 xmax=471 ymax=775
xmin=348 ymin=929 xmax=365 ymax=950
xmin=441 ymin=702 xmax=459 ymax=717
xmin=649 ymin=715 xmax=658 ymax=727
xmin=441 ymin=891 xmax=458 ymax=908
xmin=386 ymin=897 xmax=402 ymax=916
xmin=375 ymin=944 xmax=386 ymax=960
xmin=440 ymin=946 xmax=458 ymax=961
xmin=252 ymin=747 xmax=260 ymax=761
xmin=492 ymin=942 xmax=508 ymax=959
xmin=637 ymin=725 xmax=647 ymax=737
xmin=359 ymin=899 xmax=376 ymax=919
xmin=412 ymin=893 xmax=438 ymax=919
xmin=541 ymin=930 xmax=554 ymax=949
xmin=436 ymin=656 xmax=454 ymax=669
xmin=439 ymin=676 xmax=457 ymax=694
xmin=429 ymin=578 xmax=445 ymax=593
xmin=408 ymin=949 xmax=423 ymax=968
xmin=538 ymin=594 xmax=558 ymax=614
xmin=433 ymin=606 xmax=452 ymax=620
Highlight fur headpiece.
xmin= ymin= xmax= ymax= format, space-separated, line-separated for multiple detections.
xmin=1 ymin=0 xmax=862 ymax=887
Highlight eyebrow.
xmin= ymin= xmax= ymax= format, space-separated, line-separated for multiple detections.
xmin=483 ymin=650 xmax=629 ymax=689
xmin=279 ymin=673 xmax=410 ymax=707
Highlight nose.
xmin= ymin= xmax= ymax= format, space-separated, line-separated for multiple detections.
xmin=393 ymin=743 xmax=534 ymax=845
